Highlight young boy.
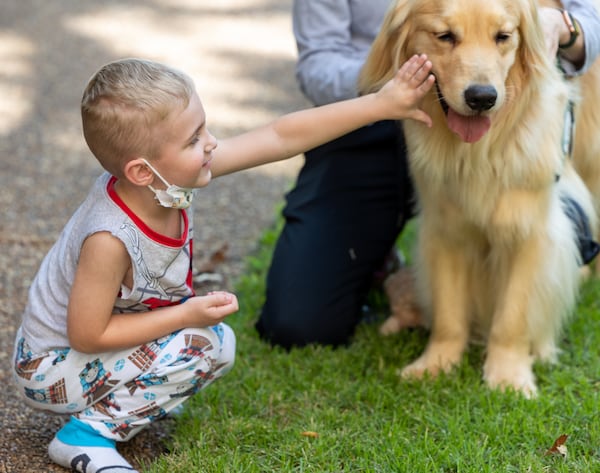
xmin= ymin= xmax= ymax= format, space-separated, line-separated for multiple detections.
xmin=12 ymin=56 xmax=434 ymax=472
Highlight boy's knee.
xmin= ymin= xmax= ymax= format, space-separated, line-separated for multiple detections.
xmin=166 ymin=325 xmax=236 ymax=375
xmin=216 ymin=323 xmax=236 ymax=373
xmin=198 ymin=324 xmax=236 ymax=375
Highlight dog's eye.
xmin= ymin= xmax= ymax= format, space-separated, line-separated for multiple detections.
xmin=436 ymin=32 xmax=456 ymax=45
xmin=495 ymin=32 xmax=511 ymax=44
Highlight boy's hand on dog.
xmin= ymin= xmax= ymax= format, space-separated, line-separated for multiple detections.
xmin=376 ymin=54 xmax=435 ymax=128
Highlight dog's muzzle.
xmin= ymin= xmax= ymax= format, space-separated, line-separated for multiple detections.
xmin=464 ymin=85 xmax=497 ymax=112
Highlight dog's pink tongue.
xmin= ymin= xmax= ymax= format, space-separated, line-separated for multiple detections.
xmin=447 ymin=109 xmax=491 ymax=143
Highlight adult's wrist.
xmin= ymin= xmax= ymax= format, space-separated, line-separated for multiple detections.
xmin=558 ymin=9 xmax=580 ymax=49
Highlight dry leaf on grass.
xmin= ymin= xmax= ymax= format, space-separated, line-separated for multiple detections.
xmin=193 ymin=243 xmax=229 ymax=286
xmin=544 ymin=434 xmax=568 ymax=458
xmin=300 ymin=431 xmax=319 ymax=438
xmin=195 ymin=243 xmax=229 ymax=273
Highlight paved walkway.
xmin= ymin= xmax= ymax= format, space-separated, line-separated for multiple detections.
xmin=0 ymin=1 xmax=306 ymax=470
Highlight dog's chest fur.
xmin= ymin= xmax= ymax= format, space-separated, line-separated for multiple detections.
xmin=403 ymin=81 xmax=568 ymax=242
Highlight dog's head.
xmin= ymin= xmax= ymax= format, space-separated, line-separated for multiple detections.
xmin=359 ymin=0 xmax=553 ymax=143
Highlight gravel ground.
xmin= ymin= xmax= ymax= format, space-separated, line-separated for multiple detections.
xmin=0 ymin=1 xmax=307 ymax=470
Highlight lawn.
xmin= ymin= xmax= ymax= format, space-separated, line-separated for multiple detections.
xmin=143 ymin=221 xmax=600 ymax=473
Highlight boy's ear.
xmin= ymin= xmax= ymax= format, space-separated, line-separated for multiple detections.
xmin=124 ymin=158 xmax=153 ymax=186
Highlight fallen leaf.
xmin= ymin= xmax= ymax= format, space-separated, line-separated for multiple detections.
xmin=195 ymin=243 xmax=229 ymax=273
xmin=545 ymin=434 xmax=568 ymax=457
xmin=300 ymin=431 xmax=319 ymax=438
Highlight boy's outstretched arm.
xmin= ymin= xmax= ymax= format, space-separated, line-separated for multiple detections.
xmin=211 ymin=54 xmax=434 ymax=177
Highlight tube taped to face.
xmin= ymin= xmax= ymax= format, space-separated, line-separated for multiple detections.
xmin=143 ymin=159 xmax=194 ymax=209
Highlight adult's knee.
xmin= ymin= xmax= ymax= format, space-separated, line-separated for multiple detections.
xmin=257 ymin=295 xmax=358 ymax=349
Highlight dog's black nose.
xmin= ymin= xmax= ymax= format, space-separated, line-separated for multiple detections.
xmin=464 ymin=85 xmax=497 ymax=112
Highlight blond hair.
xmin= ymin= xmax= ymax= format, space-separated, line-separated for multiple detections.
xmin=81 ymin=58 xmax=196 ymax=177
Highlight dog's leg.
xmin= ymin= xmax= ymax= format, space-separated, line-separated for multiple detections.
xmin=482 ymin=237 xmax=543 ymax=399
xmin=401 ymin=240 xmax=470 ymax=378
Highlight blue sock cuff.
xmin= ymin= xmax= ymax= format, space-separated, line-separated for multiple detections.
xmin=56 ymin=416 xmax=115 ymax=448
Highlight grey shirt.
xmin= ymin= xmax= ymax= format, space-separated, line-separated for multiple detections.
xmin=561 ymin=0 xmax=600 ymax=75
xmin=19 ymin=172 xmax=194 ymax=353
xmin=293 ymin=0 xmax=600 ymax=105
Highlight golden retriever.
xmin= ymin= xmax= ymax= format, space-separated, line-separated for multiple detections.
xmin=359 ymin=0 xmax=600 ymax=397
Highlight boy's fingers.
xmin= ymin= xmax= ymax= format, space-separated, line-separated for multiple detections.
xmin=396 ymin=54 xmax=417 ymax=77
xmin=398 ymin=55 xmax=431 ymax=84
xmin=400 ymin=55 xmax=418 ymax=76
xmin=416 ymin=61 xmax=433 ymax=79
xmin=418 ymin=74 xmax=436 ymax=93
xmin=206 ymin=291 xmax=235 ymax=306
xmin=411 ymin=110 xmax=433 ymax=128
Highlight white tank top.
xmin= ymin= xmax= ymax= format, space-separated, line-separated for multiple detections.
xmin=19 ymin=172 xmax=194 ymax=353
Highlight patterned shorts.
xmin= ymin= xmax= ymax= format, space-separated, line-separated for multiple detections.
xmin=13 ymin=324 xmax=235 ymax=441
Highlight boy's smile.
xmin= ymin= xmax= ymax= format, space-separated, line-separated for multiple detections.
xmin=153 ymin=91 xmax=217 ymax=190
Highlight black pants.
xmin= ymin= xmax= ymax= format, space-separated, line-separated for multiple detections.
xmin=256 ymin=120 xmax=414 ymax=348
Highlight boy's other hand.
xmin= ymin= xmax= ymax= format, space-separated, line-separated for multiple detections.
xmin=185 ymin=291 xmax=239 ymax=326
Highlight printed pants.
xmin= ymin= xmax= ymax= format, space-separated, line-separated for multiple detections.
xmin=13 ymin=324 xmax=235 ymax=441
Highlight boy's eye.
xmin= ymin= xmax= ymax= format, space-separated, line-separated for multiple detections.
xmin=189 ymin=135 xmax=200 ymax=146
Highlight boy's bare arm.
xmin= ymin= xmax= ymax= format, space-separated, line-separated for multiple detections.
xmin=67 ymin=232 xmax=238 ymax=353
xmin=210 ymin=54 xmax=434 ymax=178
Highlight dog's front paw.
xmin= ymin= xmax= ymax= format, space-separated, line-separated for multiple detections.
xmin=399 ymin=347 xmax=462 ymax=379
xmin=400 ymin=356 xmax=435 ymax=379
xmin=379 ymin=307 xmax=423 ymax=335
xmin=483 ymin=352 xmax=538 ymax=399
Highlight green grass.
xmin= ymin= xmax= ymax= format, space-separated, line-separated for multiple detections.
xmin=143 ymin=221 xmax=600 ymax=473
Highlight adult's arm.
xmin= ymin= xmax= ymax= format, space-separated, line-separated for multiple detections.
xmin=292 ymin=0 xmax=390 ymax=105
xmin=560 ymin=0 xmax=600 ymax=74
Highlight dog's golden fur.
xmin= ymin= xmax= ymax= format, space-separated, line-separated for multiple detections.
xmin=360 ymin=0 xmax=600 ymax=397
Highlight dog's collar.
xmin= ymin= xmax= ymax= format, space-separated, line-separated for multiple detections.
xmin=562 ymin=100 xmax=575 ymax=159
xmin=555 ymin=99 xmax=576 ymax=181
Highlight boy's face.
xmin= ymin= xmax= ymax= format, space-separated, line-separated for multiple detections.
xmin=152 ymin=91 xmax=217 ymax=189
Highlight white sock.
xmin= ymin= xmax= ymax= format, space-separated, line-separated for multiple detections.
xmin=48 ymin=436 xmax=138 ymax=472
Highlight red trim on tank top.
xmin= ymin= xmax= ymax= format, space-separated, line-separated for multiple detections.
xmin=106 ymin=176 xmax=189 ymax=248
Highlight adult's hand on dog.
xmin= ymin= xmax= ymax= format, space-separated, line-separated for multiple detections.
xmin=539 ymin=7 xmax=584 ymax=67
xmin=376 ymin=54 xmax=435 ymax=128
xmin=539 ymin=7 xmax=564 ymax=57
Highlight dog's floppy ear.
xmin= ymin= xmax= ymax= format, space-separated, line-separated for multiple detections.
xmin=358 ymin=0 xmax=415 ymax=95
xmin=513 ymin=0 xmax=556 ymax=86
